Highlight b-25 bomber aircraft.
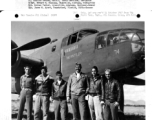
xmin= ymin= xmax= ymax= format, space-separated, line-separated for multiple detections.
xmin=11 ymin=24 xmax=145 ymax=112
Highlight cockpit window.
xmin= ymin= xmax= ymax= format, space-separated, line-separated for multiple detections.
xmin=137 ymin=32 xmax=144 ymax=40
xmin=77 ymin=30 xmax=98 ymax=41
xmin=68 ymin=33 xmax=78 ymax=45
xmin=132 ymin=34 xmax=140 ymax=41
xmin=77 ymin=33 xmax=83 ymax=42
xmin=61 ymin=29 xmax=98 ymax=47
xmin=107 ymin=33 xmax=119 ymax=46
xmin=119 ymin=32 xmax=133 ymax=42
xmin=61 ymin=36 xmax=69 ymax=47
xmin=96 ymin=35 xmax=106 ymax=49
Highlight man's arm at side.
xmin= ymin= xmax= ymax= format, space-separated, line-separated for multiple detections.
xmin=101 ymin=77 xmax=104 ymax=101
xmin=50 ymin=82 xmax=54 ymax=102
xmin=116 ymin=80 xmax=121 ymax=103
xmin=32 ymin=76 xmax=36 ymax=94
xmin=85 ymin=75 xmax=89 ymax=94
xmin=114 ymin=80 xmax=121 ymax=107
xmin=20 ymin=76 xmax=23 ymax=90
xmin=66 ymin=75 xmax=72 ymax=101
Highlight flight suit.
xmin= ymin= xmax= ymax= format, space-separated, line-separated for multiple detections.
xmin=34 ymin=74 xmax=52 ymax=120
xmin=17 ymin=74 xmax=35 ymax=120
xmin=66 ymin=72 xmax=89 ymax=120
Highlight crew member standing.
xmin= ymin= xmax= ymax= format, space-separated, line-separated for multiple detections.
xmin=103 ymin=69 xmax=121 ymax=120
xmin=17 ymin=65 xmax=35 ymax=120
xmin=34 ymin=66 xmax=53 ymax=120
xmin=66 ymin=63 xmax=89 ymax=120
xmin=88 ymin=66 xmax=104 ymax=120
xmin=51 ymin=71 xmax=68 ymax=120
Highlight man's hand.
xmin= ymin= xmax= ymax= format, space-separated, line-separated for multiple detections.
xmin=46 ymin=75 xmax=50 ymax=79
xmin=100 ymin=101 xmax=104 ymax=105
xmin=67 ymin=97 xmax=70 ymax=103
xmin=49 ymin=97 xmax=53 ymax=103
xmin=44 ymin=75 xmax=50 ymax=81
xmin=114 ymin=102 xmax=119 ymax=107
xmin=85 ymin=95 xmax=89 ymax=101
xmin=35 ymin=75 xmax=41 ymax=81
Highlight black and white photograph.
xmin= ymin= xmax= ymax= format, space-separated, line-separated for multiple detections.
xmin=11 ymin=21 xmax=145 ymax=120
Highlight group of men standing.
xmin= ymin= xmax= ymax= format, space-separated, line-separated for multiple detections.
xmin=17 ymin=63 xmax=121 ymax=120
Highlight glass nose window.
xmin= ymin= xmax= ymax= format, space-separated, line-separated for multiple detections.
xmin=137 ymin=32 xmax=144 ymax=43
xmin=132 ymin=34 xmax=140 ymax=42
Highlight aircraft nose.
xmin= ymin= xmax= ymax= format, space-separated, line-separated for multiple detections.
xmin=141 ymin=44 xmax=145 ymax=53
xmin=131 ymin=31 xmax=145 ymax=54
xmin=131 ymin=42 xmax=145 ymax=61
xmin=131 ymin=42 xmax=144 ymax=53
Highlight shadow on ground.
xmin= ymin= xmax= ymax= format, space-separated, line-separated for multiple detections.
xmin=12 ymin=101 xmax=145 ymax=120
xmin=12 ymin=110 xmax=73 ymax=120
xmin=125 ymin=114 xmax=145 ymax=120
xmin=12 ymin=111 xmax=145 ymax=120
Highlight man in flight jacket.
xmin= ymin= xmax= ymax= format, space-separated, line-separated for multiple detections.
xmin=103 ymin=69 xmax=121 ymax=120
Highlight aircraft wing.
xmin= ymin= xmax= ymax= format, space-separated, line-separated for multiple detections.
xmin=11 ymin=54 xmax=44 ymax=94
xmin=106 ymin=68 xmax=145 ymax=86
xmin=12 ymin=38 xmax=51 ymax=77
xmin=123 ymin=77 xmax=145 ymax=85
xmin=11 ymin=38 xmax=51 ymax=94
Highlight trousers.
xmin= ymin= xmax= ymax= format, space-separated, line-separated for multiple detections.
xmin=104 ymin=100 xmax=118 ymax=120
xmin=88 ymin=95 xmax=103 ymax=120
xmin=17 ymin=89 xmax=33 ymax=120
xmin=53 ymin=99 xmax=67 ymax=120
xmin=71 ymin=94 xmax=87 ymax=120
xmin=34 ymin=95 xmax=50 ymax=120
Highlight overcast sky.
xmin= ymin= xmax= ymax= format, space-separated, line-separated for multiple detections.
xmin=11 ymin=21 xmax=145 ymax=101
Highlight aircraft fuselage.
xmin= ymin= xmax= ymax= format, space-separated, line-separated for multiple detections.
xmin=30 ymin=28 xmax=144 ymax=81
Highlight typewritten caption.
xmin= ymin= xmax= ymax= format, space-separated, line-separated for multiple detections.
xmin=28 ymin=0 xmax=95 ymax=9
xmin=20 ymin=11 xmax=136 ymax=17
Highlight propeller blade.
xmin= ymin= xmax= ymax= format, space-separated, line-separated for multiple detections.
xmin=12 ymin=37 xmax=51 ymax=51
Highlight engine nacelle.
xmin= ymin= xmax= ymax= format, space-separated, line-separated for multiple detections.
xmin=11 ymin=40 xmax=44 ymax=94
xmin=11 ymin=77 xmax=21 ymax=94
xmin=11 ymin=40 xmax=21 ymax=73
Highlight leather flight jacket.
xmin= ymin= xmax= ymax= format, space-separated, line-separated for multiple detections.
xmin=52 ymin=79 xmax=67 ymax=100
xmin=104 ymin=78 xmax=121 ymax=103
xmin=35 ymin=74 xmax=52 ymax=96
xmin=88 ymin=74 xmax=104 ymax=101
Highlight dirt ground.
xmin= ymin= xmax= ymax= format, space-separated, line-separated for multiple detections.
xmin=12 ymin=100 xmax=145 ymax=120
